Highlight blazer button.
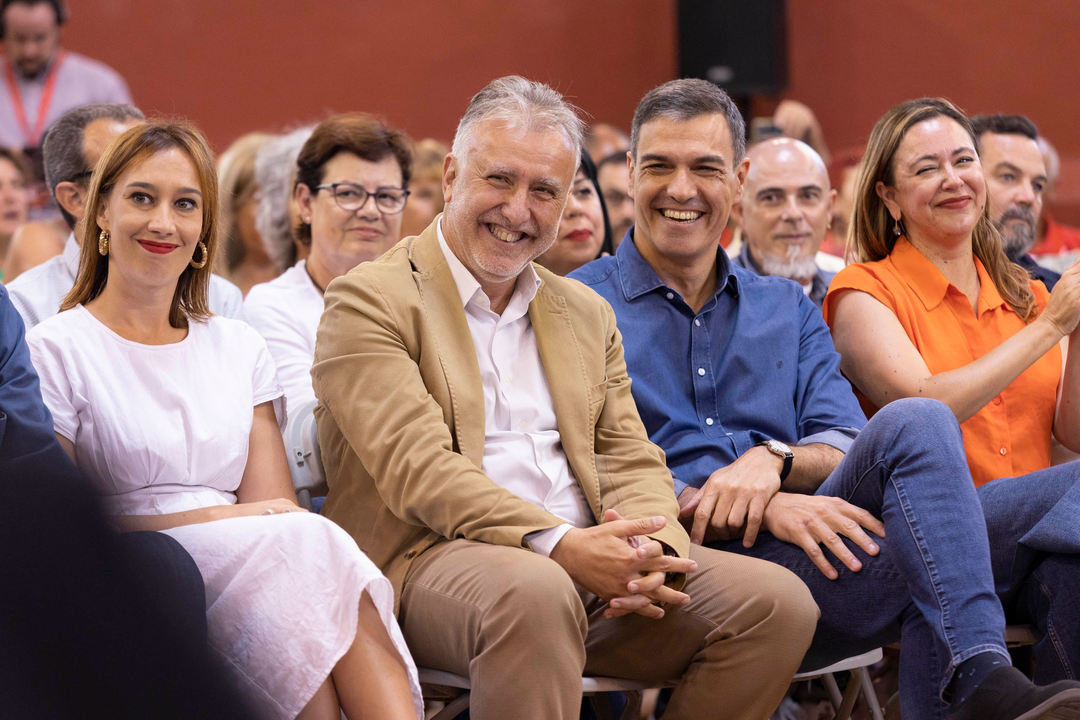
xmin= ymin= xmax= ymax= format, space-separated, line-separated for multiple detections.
xmin=404 ymin=550 xmax=417 ymax=560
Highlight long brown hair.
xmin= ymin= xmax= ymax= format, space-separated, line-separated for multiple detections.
xmin=61 ymin=121 xmax=220 ymax=328
xmin=847 ymin=97 xmax=1036 ymax=322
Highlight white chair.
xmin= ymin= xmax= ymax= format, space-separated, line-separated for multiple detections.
xmin=284 ymin=398 xmax=327 ymax=511
xmin=420 ymin=648 xmax=884 ymax=720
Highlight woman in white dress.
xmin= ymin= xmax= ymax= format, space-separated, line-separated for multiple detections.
xmin=25 ymin=120 xmax=423 ymax=720
xmin=244 ymin=113 xmax=412 ymax=410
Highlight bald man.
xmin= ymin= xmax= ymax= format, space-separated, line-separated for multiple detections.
xmin=732 ymin=137 xmax=836 ymax=308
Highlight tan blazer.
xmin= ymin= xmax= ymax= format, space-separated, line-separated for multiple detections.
xmin=312 ymin=218 xmax=689 ymax=610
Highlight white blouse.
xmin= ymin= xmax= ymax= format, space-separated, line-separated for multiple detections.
xmin=244 ymin=260 xmax=324 ymax=411
xmin=27 ymin=306 xmax=285 ymax=516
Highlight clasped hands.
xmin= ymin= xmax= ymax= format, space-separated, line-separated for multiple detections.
xmin=550 ymin=509 xmax=698 ymax=621
xmin=678 ymin=446 xmax=886 ymax=580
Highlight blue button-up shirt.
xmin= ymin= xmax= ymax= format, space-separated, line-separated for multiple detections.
xmin=569 ymin=231 xmax=866 ymax=496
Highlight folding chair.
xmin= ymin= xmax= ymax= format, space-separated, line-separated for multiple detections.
xmin=421 ymin=648 xmax=884 ymax=720
xmin=283 ymin=398 xmax=327 ymax=511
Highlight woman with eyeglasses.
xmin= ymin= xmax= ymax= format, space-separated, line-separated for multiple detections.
xmin=245 ymin=113 xmax=412 ymax=410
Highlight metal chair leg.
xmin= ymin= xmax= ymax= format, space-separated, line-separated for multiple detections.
xmin=822 ymin=672 xmax=844 ymax=710
xmin=857 ymin=666 xmax=885 ymax=720
xmin=429 ymin=691 xmax=470 ymax=720
xmin=836 ymin=671 xmax=863 ymax=720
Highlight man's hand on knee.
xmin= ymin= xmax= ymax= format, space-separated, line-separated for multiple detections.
xmin=549 ymin=510 xmax=697 ymax=620
xmin=678 ymin=447 xmax=784 ymax=546
xmin=761 ymin=493 xmax=885 ymax=579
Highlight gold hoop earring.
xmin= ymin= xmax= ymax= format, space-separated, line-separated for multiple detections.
xmin=189 ymin=241 xmax=208 ymax=269
xmin=98 ymin=230 xmax=110 ymax=256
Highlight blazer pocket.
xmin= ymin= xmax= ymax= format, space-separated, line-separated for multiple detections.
xmin=588 ymin=380 xmax=607 ymax=422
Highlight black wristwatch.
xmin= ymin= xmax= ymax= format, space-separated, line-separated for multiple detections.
xmin=757 ymin=439 xmax=794 ymax=481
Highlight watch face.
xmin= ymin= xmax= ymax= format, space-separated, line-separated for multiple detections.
xmin=768 ymin=440 xmax=792 ymax=455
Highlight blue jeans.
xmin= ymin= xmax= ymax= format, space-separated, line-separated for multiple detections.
xmin=712 ymin=398 xmax=1024 ymax=720
xmin=979 ymin=462 xmax=1080 ymax=684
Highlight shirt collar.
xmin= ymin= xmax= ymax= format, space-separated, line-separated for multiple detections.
xmin=435 ymin=217 xmax=541 ymax=310
xmin=890 ymin=236 xmax=1006 ymax=313
xmin=62 ymin=232 xmax=79 ymax=279
xmin=616 ymin=226 xmax=739 ymax=302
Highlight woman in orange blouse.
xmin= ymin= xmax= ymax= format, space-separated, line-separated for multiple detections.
xmin=824 ymin=97 xmax=1080 ymax=685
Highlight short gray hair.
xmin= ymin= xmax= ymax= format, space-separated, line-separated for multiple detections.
xmin=451 ymin=76 xmax=584 ymax=165
xmin=42 ymin=103 xmax=145 ymax=228
xmin=254 ymin=125 xmax=314 ymax=271
xmin=630 ymin=79 xmax=746 ymax=164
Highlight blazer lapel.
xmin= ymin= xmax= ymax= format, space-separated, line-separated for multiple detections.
xmin=409 ymin=220 xmax=486 ymax=468
xmin=529 ymin=277 xmax=601 ymax=516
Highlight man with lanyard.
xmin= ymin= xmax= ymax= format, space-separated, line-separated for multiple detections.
xmin=0 ymin=0 xmax=130 ymax=217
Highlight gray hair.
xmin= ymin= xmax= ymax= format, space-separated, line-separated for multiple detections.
xmin=41 ymin=103 xmax=145 ymax=229
xmin=254 ymin=125 xmax=314 ymax=271
xmin=630 ymin=79 xmax=746 ymax=164
xmin=451 ymin=76 xmax=584 ymax=165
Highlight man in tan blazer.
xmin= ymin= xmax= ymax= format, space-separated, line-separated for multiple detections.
xmin=312 ymin=75 xmax=818 ymax=720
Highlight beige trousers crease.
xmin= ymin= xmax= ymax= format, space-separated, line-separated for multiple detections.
xmin=399 ymin=539 xmax=819 ymax=720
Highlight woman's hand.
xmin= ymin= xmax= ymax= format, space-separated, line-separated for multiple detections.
xmin=1041 ymin=261 xmax=1080 ymax=336
xmin=230 ymin=498 xmax=308 ymax=518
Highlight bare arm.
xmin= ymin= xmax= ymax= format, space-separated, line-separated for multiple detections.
xmin=783 ymin=442 xmax=846 ymax=494
xmin=830 ymin=289 xmax=1070 ymax=424
xmin=1054 ymin=333 xmax=1080 ymax=451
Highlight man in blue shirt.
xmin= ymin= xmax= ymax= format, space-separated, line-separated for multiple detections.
xmin=570 ymin=79 xmax=1080 ymax=720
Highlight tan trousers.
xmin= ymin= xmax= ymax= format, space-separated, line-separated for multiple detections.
xmin=399 ymin=539 xmax=819 ymax=720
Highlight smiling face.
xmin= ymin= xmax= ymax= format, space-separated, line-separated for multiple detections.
xmin=877 ymin=117 xmax=985 ymax=248
xmin=95 ymin=147 xmax=205 ymax=291
xmin=979 ymin=131 xmax=1047 ymax=259
xmin=298 ymin=151 xmax=405 ymax=279
xmin=0 ymin=156 xmax=28 ymax=237
xmin=2 ymin=1 xmax=60 ymax=78
xmin=535 ymin=168 xmax=605 ymax=275
xmin=630 ymin=113 xmax=748 ymax=269
xmin=736 ymin=138 xmax=835 ymax=282
xmin=441 ymin=119 xmax=578 ymax=292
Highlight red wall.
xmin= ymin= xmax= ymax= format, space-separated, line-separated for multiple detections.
xmin=45 ymin=0 xmax=1080 ymax=220
xmin=57 ymin=0 xmax=676 ymax=148
xmin=781 ymin=0 xmax=1080 ymax=220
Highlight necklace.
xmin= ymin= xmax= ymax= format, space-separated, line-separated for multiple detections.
xmin=305 ymin=263 xmax=326 ymax=295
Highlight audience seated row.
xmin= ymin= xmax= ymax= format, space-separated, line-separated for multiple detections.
xmin=9 ymin=72 xmax=1080 ymax=720
xmin=24 ymin=120 xmax=423 ymax=719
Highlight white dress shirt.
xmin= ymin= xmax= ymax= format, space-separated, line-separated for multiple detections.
xmin=7 ymin=233 xmax=245 ymax=330
xmin=244 ymin=260 xmax=325 ymax=411
xmin=437 ymin=220 xmax=593 ymax=556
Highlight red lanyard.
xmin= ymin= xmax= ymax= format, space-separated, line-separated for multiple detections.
xmin=3 ymin=50 xmax=67 ymax=147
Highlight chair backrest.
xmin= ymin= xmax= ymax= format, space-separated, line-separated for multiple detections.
xmin=284 ymin=398 xmax=327 ymax=511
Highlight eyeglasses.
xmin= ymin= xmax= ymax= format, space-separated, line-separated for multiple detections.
xmin=315 ymin=183 xmax=410 ymax=214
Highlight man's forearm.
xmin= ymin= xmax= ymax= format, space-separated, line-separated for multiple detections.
xmin=781 ymin=443 xmax=845 ymax=494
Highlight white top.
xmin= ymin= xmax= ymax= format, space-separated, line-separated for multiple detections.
xmin=7 ymin=233 xmax=245 ymax=330
xmin=437 ymin=220 xmax=592 ymax=556
xmin=243 ymin=260 xmax=324 ymax=410
xmin=27 ymin=306 xmax=284 ymax=516
xmin=0 ymin=51 xmax=131 ymax=151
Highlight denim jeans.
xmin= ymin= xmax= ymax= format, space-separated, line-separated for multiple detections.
xmin=979 ymin=461 xmax=1080 ymax=684
xmin=713 ymin=398 xmax=1013 ymax=720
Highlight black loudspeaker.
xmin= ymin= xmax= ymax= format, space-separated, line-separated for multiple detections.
xmin=678 ymin=0 xmax=788 ymax=96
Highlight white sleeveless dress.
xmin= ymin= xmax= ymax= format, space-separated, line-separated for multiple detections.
xmin=27 ymin=306 xmax=423 ymax=719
